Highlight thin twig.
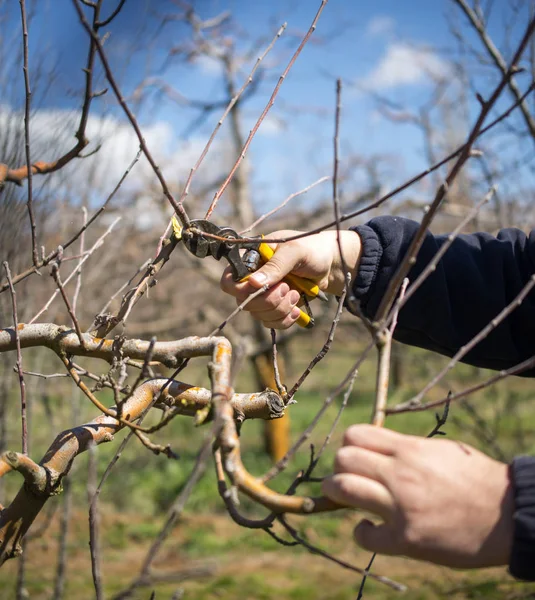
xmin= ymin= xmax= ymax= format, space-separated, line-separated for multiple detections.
xmin=263 ymin=340 xmax=372 ymax=483
xmin=278 ymin=517 xmax=406 ymax=592
xmin=316 ymin=367 xmax=359 ymax=462
xmin=96 ymin=0 xmax=127 ymax=27
xmin=51 ymin=263 xmax=85 ymax=348
xmin=263 ymin=526 xmax=299 ymax=547
xmin=190 ymin=82 xmax=535 ymax=250
xmin=214 ymin=447 xmax=276 ymax=529
xmin=72 ymin=0 xmax=190 ymax=226
xmin=287 ymin=288 xmax=347 ymax=400
xmin=72 ymin=207 xmax=88 ymax=313
xmin=454 ymin=0 xmax=535 ymax=141
xmin=114 ymin=438 xmax=212 ymax=600
xmin=210 ymin=284 xmax=269 ymax=335
xmin=389 ymin=188 xmax=494 ymax=318
xmin=52 ymin=477 xmax=72 ymax=600
xmin=88 ymin=234 xmax=179 ymax=337
xmin=76 ymin=0 xmax=101 ymax=143
xmin=0 ymin=148 xmax=139 ymax=295
xmin=15 ymin=538 xmax=27 ymax=600
xmin=30 ymin=217 xmax=120 ymax=324
xmin=64 ymin=147 xmax=140 ymax=259
xmin=19 ymin=0 xmax=37 ymax=265
xmin=205 ymin=0 xmax=328 ymax=218
xmin=387 ymin=353 xmax=535 ymax=414
xmin=426 ymin=400 xmax=451 ymax=438
xmin=94 ymin=257 xmax=150 ymax=318
xmin=375 ymin=18 xmax=535 ymax=323
xmin=91 ymin=382 xmax=161 ymax=513
xmin=270 ymin=329 xmax=286 ymax=397
xmin=402 ymin=273 xmax=535 ymax=409
xmin=332 ymin=78 xmax=354 ymax=309
xmin=88 ymin=441 xmax=104 ymax=600
xmin=116 ymin=337 xmax=157 ymax=421
xmin=371 ymin=278 xmax=408 ymax=427
xmin=58 ymin=355 xmax=155 ymax=441
xmin=3 ymin=262 xmax=27 ymax=455
xmin=240 ymin=176 xmax=330 ymax=234
xmin=355 ymin=553 xmax=377 ymax=600
xmin=167 ymin=22 xmax=287 ymax=227
xmin=2 ymin=0 xmax=101 ymax=190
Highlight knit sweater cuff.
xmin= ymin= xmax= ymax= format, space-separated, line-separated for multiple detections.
xmin=348 ymin=224 xmax=383 ymax=314
xmin=510 ymin=456 xmax=535 ymax=580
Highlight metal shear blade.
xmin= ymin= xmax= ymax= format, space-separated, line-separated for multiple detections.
xmin=182 ymin=219 xmax=254 ymax=281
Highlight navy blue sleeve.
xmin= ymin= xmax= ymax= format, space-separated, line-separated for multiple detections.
xmin=511 ymin=457 xmax=535 ymax=580
xmin=351 ymin=216 xmax=535 ymax=581
xmin=352 ymin=216 xmax=535 ymax=374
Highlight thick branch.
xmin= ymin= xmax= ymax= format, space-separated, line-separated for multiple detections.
xmin=0 ymin=377 xmax=283 ymax=564
xmin=0 ymin=143 xmax=89 ymax=186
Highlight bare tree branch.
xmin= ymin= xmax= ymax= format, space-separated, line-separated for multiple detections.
xmin=2 ymin=262 xmax=27 ymax=454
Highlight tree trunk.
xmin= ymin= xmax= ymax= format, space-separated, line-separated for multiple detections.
xmin=225 ymin=62 xmax=290 ymax=462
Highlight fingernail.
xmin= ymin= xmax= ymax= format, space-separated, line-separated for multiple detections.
xmin=291 ymin=307 xmax=301 ymax=319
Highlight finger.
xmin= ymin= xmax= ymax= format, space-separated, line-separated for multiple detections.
xmin=221 ymin=267 xmax=292 ymax=308
xmin=246 ymin=289 xmax=301 ymax=322
xmin=220 ymin=266 xmax=253 ymax=298
xmin=235 ymin=283 xmax=294 ymax=312
xmin=221 ymin=266 xmax=277 ymax=299
xmin=342 ymin=424 xmax=404 ymax=456
xmin=321 ymin=474 xmax=394 ymax=520
xmin=259 ymin=306 xmax=302 ymax=330
xmin=248 ymin=241 xmax=303 ymax=289
xmin=334 ymin=446 xmax=392 ymax=484
xmin=354 ymin=519 xmax=400 ymax=555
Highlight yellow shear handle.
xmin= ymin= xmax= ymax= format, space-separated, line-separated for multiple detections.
xmin=257 ymin=243 xmax=322 ymax=299
xmin=257 ymin=242 xmax=317 ymax=329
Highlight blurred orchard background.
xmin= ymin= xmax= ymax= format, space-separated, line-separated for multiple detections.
xmin=1 ymin=0 xmax=535 ymax=598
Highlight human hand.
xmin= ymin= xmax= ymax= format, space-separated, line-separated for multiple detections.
xmin=322 ymin=424 xmax=514 ymax=569
xmin=219 ymin=229 xmax=361 ymax=329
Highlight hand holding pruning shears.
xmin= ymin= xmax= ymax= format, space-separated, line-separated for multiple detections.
xmin=173 ymin=216 xmax=361 ymax=330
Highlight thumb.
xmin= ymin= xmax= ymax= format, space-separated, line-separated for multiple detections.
xmin=354 ymin=519 xmax=397 ymax=555
xmin=248 ymin=242 xmax=301 ymax=289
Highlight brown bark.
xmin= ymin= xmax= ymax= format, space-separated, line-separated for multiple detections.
xmin=0 ymin=372 xmax=294 ymax=564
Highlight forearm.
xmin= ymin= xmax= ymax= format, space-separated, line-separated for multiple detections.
xmin=351 ymin=217 xmax=535 ymax=373
xmin=344 ymin=219 xmax=535 ymax=580
xmin=323 ymin=230 xmax=362 ymax=296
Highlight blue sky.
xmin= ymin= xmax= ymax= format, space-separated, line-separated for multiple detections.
xmin=2 ymin=0 xmax=534 ymax=223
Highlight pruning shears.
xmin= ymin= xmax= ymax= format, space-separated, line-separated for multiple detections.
xmin=172 ymin=217 xmax=328 ymax=329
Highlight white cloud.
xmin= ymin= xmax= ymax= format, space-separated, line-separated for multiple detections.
xmin=193 ymin=54 xmax=221 ymax=75
xmin=0 ymin=106 xmax=221 ymax=192
xmin=0 ymin=106 xmax=226 ymax=228
xmin=360 ymin=43 xmax=450 ymax=91
xmin=366 ymin=16 xmax=395 ymax=37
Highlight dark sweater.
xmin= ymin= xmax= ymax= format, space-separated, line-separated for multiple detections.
xmin=352 ymin=216 xmax=535 ymax=581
